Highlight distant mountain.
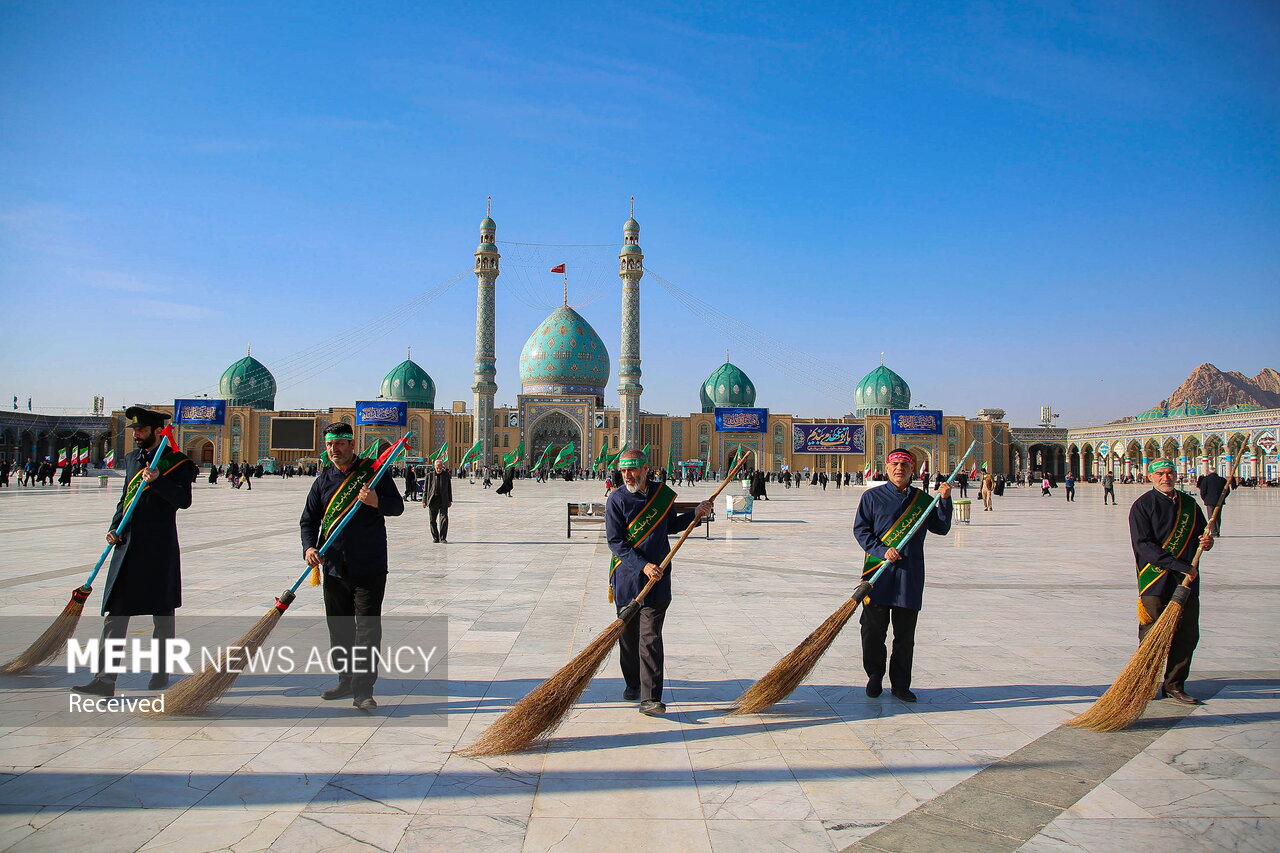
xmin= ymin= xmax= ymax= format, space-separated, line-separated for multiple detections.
xmin=1162 ymin=364 xmax=1280 ymax=410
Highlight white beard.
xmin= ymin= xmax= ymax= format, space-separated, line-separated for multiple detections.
xmin=625 ymin=482 xmax=644 ymax=494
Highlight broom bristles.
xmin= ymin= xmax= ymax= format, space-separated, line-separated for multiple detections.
xmin=459 ymin=617 xmax=627 ymax=756
xmin=1066 ymin=599 xmax=1185 ymax=732
xmin=729 ymin=596 xmax=861 ymax=715
xmin=1 ymin=597 xmax=87 ymax=675
xmin=157 ymin=607 xmax=284 ymax=715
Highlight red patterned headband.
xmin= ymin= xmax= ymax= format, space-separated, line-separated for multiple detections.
xmin=887 ymin=451 xmax=914 ymax=465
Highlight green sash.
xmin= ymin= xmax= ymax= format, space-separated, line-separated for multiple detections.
xmin=120 ymin=450 xmax=192 ymax=510
xmin=861 ymin=487 xmax=934 ymax=581
xmin=607 ymin=483 xmax=677 ymax=602
xmin=1136 ymin=490 xmax=1197 ymax=595
xmin=320 ymin=459 xmax=377 ymax=545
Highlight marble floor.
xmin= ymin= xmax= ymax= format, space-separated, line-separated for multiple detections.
xmin=0 ymin=474 xmax=1275 ymax=852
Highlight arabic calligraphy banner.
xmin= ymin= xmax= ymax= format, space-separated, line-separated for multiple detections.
xmin=890 ymin=409 xmax=943 ymax=435
xmin=714 ymin=407 xmax=768 ymax=433
xmin=355 ymin=401 xmax=408 ymax=426
xmin=174 ymin=399 xmax=226 ymax=425
xmin=791 ymin=423 xmax=865 ymax=454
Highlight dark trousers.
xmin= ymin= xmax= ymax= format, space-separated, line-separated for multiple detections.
xmin=95 ymin=610 xmax=176 ymax=683
xmin=322 ymin=571 xmax=387 ymax=699
xmin=1066 ymin=486 xmax=1075 ymax=501
xmin=1139 ymin=593 xmax=1199 ymax=693
xmin=617 ymin=599 xmax=670 ymax=702
xmin=1203 ymin=502 xmax=1223 ymax=535
xmin=428 ymin=504 xmax=449 ymax=541
xmin=860 ymin=604 xmax=919 ymax=691
xmin=1103 ymin=487 xmax=1115 ymax=504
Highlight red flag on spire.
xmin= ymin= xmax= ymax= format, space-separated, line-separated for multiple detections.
xmin=550 ymin=263 xmax=566 ymax=274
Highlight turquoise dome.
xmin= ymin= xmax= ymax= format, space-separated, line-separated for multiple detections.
xmin=480 ymin=216 xmax=496 ymax=231
xmin=219 ymin=354 xmax=276 ymax=410
xmin=854 ymin=364 xmax=910 ymax=417
xmin=620 ymin=244 xmax=643 ymax=255
xmin=380 ymin=359 xmax=435 ymax=408
xmin=624 ymin=217 xmax=640 ymax=233
xmin=519 ymin=306 xmax=610 ymax=396
xmin=700 ymin=362 xmax=756 ymax=413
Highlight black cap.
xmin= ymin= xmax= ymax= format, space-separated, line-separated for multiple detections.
xmin=124 ymin=406 xmax=171 ymax=429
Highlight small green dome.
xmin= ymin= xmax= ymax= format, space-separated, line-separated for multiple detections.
xmin=219 ymin=354 xmax=276 ymax=410
xmin=620 ymin=244 xmax=643 ymax=255
xmin=380 ymin=359 xmax=435 ymax=408
xmin=700 ymin=362 xmax=756 ymax=413
xmin=519 ymin=305 xmax=611 ymax=396
xmin=854 ymin=364 xmax=910 ymax=417
xmin=624 ymin=217 xmax=640 ymax=233
xmin=480 ymin=216 xmax=496 ymax=231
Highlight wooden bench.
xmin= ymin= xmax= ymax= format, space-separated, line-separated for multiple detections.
xmin=566 ymin=500 xmax=714 ymax=539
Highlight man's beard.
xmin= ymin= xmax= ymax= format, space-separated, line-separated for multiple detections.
xmin=625 ymin=481 xmax=644 ymax=494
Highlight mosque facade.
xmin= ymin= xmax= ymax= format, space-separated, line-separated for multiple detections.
xmin=128 ymin=206 xmax=1279 ymax=482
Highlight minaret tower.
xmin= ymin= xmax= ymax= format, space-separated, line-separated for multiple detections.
xmin=472 ymin=198 xmax=500 ymax=465
xmin=617 ymin=198 xmax=644 ymax=449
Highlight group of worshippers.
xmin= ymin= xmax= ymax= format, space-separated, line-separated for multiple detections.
xmin=70 ymin=409 xmax=1222 ymax=715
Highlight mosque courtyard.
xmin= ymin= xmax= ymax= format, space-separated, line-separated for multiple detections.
xmin=0 ymin=473 xmax=1275 ymax=852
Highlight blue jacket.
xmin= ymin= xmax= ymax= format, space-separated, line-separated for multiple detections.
xmin=853 ymin=483 xmax=951 ymax=610
xmin=606 ymin=486 xmax=695 ymax=604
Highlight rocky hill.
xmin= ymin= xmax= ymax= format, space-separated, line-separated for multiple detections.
xmin=1162 ymin=364 xmax=1280 ymax=410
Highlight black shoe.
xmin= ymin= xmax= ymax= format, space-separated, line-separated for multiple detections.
xmin=72 ymin=679 xmax=114 ymax=697
xmin=891 ymin=688 xmax=917 ymax=703
xmin=623 ymin=686 xmax=640 ymax=701
xmin=1164 ymin=688 xmax=1201 ymax=705
xmin=865 ymin=676 xmax=883 ymax=698
xmin=440 ymin=538 xmax=447 ymax=543
xmin=354 ymin=697 xmax=377 ymax=712
xmin=639 ymin=700 xmax=666 ymax=716
xmin=432 ymin=538 xmax=440 ymax=543
xmin=321 ymin=683 xmax=353 ymax=700
xmin=148 ymin=674 xmax=170 ymax=690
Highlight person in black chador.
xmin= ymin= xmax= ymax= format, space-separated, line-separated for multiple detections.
xmin=495 ymin=463 xmax=515 ymax=496
xmin=606 ymin=450 xmax=712 ymax=716
xmin=1130 ymin=458 xmax=1213 ymax=704
xmin=853 ymin=448 xmax=953 ymax=703
xmin=1196 ymin=468 xmax=1228 ymax=536
xmin=73 ymin=406 xmax=193 ymax=697
xmin=301 ymin=423 xmax=404 ymax=712
xmin=421 ymin=458 xmax=453 ymax=543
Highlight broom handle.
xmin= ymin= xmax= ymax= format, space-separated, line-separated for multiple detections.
xmin=1177 ymin=453 xmax=1241 ymax=586
xmin=289 ymin=433 xmax=413 ymax=593
xmin=83 ymin=432 xmax=175 ymax=590
xmin=631 ymin=450 xmax=753 ymax=604
xmin=864 ymin=440 xmax=977 ymax=589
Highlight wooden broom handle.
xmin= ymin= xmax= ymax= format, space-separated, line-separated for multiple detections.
xmin=632 ymin=451 xmax=753 ymax=603
xmin=1179 ymin=451 xmax=1242 ymax=585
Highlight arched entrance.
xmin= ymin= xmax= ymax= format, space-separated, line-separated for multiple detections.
xmin=186 ymin=436 xmax=215 ymax=467
xmin=528 ymin=411 xmax=582 ymax=469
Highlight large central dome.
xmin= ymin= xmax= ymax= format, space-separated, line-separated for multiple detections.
xmin=855 ymin=363 xmax=910 ymax=417
xmin=519 ymin=305 xmax=611 ymax=396
xmin=219 ymin=350 xmax=276 ymax=410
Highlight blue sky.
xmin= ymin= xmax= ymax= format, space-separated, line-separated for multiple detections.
xmin=2 ymin=1 xmax=1277 ymax=426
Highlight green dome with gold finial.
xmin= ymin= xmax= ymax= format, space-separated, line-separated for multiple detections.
xmin=218 ymin=346 xmax=276 ymax=410
xmin=855 ymin=363 xmax=910 ymax=417
xmin=700 ymin=360 xmax=756 ymax=413
xmin=519 ymin=305 xmax=611 ymax=397
xmin=380 ymin=351 xmax=435 ymax=408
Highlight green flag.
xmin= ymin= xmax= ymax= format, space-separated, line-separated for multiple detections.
xmin=459 ymin=440 xmax=483 ymax=468
xmin=502 ymin=441 xmax=524 ymax=469
xmin=428 ymin=441 xmax=449 ymax=463
xmin=593 ymin=443 xmax=609 ymax=468
xmin=667 ymin=444 xmax=675 ymax=472
xmin=552 ymin=441 xmax=576 ymax=470
xmin=703 ymin=453 xmax=712 ymax=478
xmin=532 ymin=444 xmax=556 ymax=470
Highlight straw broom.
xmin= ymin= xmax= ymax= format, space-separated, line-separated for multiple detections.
xmin=1067 ymin=462 xmax=1235 ymax=732
xmin=158 ymin=434 xmax=413 ymax=715
xmin=1 ymin=428 xmax=178 ymax=674
xmin=459 ymin=451 xmax=753 ymax=757
xmin=730 ymin=441 xmax=977 ymax=715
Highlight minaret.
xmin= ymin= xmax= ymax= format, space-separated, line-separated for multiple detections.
xmin=617 ymin=198 xmax=644 ymax=449
xmin=472 ymin=198 xmax=500 ymax=465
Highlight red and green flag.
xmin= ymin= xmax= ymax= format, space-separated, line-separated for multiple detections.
xmin=532 ymin=444 xmax=556 ymax=470
xmin=428 ymin=441 xmax=449 ymax=463
xmin=552 ymin=442 xmax=576 ymax=470
xmin=104 ymin=449 xmax=115 ymax=469
xmin=502 ymin=441 xmax=524 ymax=469
xmin=57 ymin=448 xmax=67 ymax=467
xmin=458 ymin=440 xmax=483 ymax=468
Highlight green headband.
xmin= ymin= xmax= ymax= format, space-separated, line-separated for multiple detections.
xmin=324 ymin=430 xmax=353 ymax=442
xmin=1147 ymin=459 xmax=1175 ymax=474
xmin=618 ymin=456 xmax=645 ymax=469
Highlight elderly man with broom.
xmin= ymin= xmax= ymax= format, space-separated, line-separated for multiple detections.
xmin=853 ymin=448 xmax=952 ymax=703
xmin=301 ymin=423 xmax=404 ymax=712
xmin=606 ymin=449 xmax=712 ymax=716
xmin=1130 ymin=458 xmax=1213 ymax=705
xmin=73 ymin=406 xmax=194 ymax=697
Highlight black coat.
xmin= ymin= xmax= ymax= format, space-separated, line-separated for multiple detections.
xmin=300 ymin=461 xmax=405 ymax=579
xmin=423 ymin=469 xmax=453 ymax=507
xmin=1197 ymin=472 xmax=1228 ymax=509
xmin=1129 ymin=488 xmax=1207 ymax=600
xmin=102 ymin=447 xmax=194 ymax=616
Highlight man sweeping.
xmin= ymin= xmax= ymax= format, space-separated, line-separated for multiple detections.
xmin=301 ymin=423 xmax=404 ymax=712
xmin=73 ymin=406 xmax=193 ymax=697
xmin=853 ymin=448 xmax=952 ymax=702
xmin=1130 ymin=458 xmax=1213 ymax=704
xmin=606 ymin=449 xmax=712 ymax=716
